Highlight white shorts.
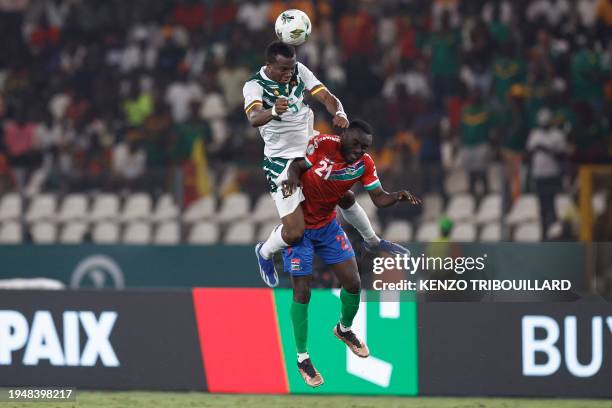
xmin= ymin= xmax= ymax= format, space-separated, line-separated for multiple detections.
xmin=262 ymin=157 xmax=305 ymax=218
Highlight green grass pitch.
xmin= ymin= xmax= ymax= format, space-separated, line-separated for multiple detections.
xmin=1 ymin=392 xmax=610 ymax=408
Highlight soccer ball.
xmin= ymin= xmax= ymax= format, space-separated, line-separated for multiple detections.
xmin=275 ymin=9 xmax=311 ymax=46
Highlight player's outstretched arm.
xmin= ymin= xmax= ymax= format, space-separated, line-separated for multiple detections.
xmin=281 ymin=158 xmax=309 ymax=198
xmin=311 ymin=88 xmax=349 ymax=129
xmin=245 ymin=98 xmax=289 ymax=127
xmin=367 ymin=186 xmax=421 ymax=209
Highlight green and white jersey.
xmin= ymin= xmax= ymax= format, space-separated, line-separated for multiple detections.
xmin=243 ymin=62 xmax=326 ymax=159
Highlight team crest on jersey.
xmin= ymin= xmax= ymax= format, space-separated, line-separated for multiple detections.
xmin=273 ymin=90 xmax=280 ymax=96
xmin=306 ymin=144 xmax=315 ymax=155
xmin=291 ymin=258 xmax=301 ymax=271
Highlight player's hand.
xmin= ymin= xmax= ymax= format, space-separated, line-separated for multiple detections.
xmin=332 ymin=114 xmax=349 ymax=128
xmin=395 ymin=190 xmax=421 ymax=205
xmin=281 ymin=177 xmax=301 ymax=198
xmin=274 ymin=98 xmax=289 ymax=115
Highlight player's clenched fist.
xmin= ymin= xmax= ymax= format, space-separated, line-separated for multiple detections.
xmin=274 ymin=97 xmax=289 ymax=115
xmin=394 ymin=190 xmax=421 ymax=205
xmin=281 ymin=176 xmax=301 ymax=198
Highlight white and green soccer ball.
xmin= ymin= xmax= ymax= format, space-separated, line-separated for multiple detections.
xmin=275 ymin=9 xmax=311 ymax=46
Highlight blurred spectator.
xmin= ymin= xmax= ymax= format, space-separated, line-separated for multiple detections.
xmin=427 ymin=11 xmax=461 ymax=109
xmin=111 ymin=139 xmax=146 ymax=191
xmin=460 ymin=88 xmax=492 ymax=197
xmin=527 ymin=108 xmax=568 ymax=239
xmin=498 ymin=84 xmax=529 ymax=203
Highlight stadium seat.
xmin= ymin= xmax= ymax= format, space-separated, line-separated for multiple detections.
xmin=182 ymin=196 xmax=217 ymax=223
xmin=0 ymin=221 xmax=22 ymax=243
xmin=383 ymin=220 xmax=412 ymax=243
xmin=188 ymin=221 xmax=220 ymax=244
xmin=25 ymin=194 xmax=57 ymax=223
xmin=57 ymin=193 xmax=89 ymax=223
xmin=449 ymin=222 xmax=476 ymax=241
xmin=251 ymin=194 xmax=278 ymax=223
xmin=514 ymin=222 xmax=542 ymax=242
xmin=0 ymin=193 xmax=22 ymax=221
xmin=257 ymin=220 xmax=279 ymax=242
xmin=480 ymin=222 xmax=502 ymax=242
xmin=416 ymin=222 xmax=439 ymax=242
xmin=421 ymin=193 xmax=443 ymax=221
xmin=92 ymin=222 xmax=120 ymax=244
xmin=122 ymin=193 xmax=153 ymax=222
xmin=31 ymin=222 xmax=57 ymax=244
xmin=123 ymin=221 xmax=152 ymax=244
xmin=60 ymin=222 xmax=89 ymax=244
xmin=554 ymin=194 xmax=573 ymax=219
xmin=154 ymin=221 xmax=180 ymax=245
xmin=506 ymin=194 xmax=539 ymax=225
xmin=217 ymin=192 xmax=250 ymax=223
xmin=444 ymin=169 xmax=468 ymax=195
xmin=446 ymin=193 xmax=475 ymax=222
xmin=89 ymin=193 xmax=120 ymax=222
xmin=23 ymin=168 xmax=47 ymax=198
xmin=152 ymin=194 xmax=179 ymax=222
xmin=224 ymin=221 xmax=255 ymax=244
xmin=475 ymin=193 xmax=501 ymax=224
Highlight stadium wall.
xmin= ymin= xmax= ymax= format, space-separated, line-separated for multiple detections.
xmin=1 ymin=288 xmax=611 ymax=397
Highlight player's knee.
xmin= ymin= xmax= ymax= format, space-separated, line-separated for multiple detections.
xmin=344 ymin=275 xmax=361 ymax=294
xmin=338 ymin=190 xmax=355 ymax=209
xmin=293 ymin=286 xmax=311 ymax=304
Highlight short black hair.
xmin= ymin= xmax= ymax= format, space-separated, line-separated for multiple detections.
xmin=347 ymin=119 xmax=373 ymax=136
xmin=266 ymin=41 xmax=296 ymax=63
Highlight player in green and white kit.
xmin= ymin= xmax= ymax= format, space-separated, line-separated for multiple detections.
xmin=244 ymin=42 xmax=408 ymax=287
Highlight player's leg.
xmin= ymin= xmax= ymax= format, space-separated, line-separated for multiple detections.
xmin=338 ymin=190 xmax=410 ymax=256
xmin=283 ymin=236 xmax=324 ymax=387
xmin=256 ymin=157 xmax=306 ymax=287
xmin=329 ymin=258 xmax=369 ymax=358
xmin=313 ymin=220 xmax=369 ymax=358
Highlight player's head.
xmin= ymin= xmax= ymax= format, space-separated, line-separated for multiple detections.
xmin=265 ymin=41 xmax=296 ymax=84
xmin=340 ymin=119 xmax=373 ymax=164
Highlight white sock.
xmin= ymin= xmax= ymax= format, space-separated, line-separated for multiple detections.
xmin=297 ymin=352 xmax=310 ymax=363
xmin=338 ymin=203 xmax=380 ymax=246
xmin=339 ymin=322 xmax=351 ymax=332
xmin=260 ymin=224 xmax=289 ymax=259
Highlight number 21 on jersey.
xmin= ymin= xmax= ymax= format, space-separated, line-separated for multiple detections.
xmin=314 ymin=160 xmax=332 ymax=180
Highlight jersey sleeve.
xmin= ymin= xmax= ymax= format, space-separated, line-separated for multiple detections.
xmin=304 ymin=136 xmax=321 ymax=168
xmin=297 ymin=62 xmax=326 ymax=96
xmin=361 ymin=154 xmax=382 ymax=191
xmin=243 ymin=80 xmax=263 ymax=113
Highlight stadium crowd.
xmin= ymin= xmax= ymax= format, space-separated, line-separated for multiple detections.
xmin=0 ymin=0 xmax=611 ymax=241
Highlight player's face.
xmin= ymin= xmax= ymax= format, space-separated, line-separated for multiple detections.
xmin=342 ymin=131 xmax=372 ymax=164
xmin=267 ymin=54 xmax=296 ymax=84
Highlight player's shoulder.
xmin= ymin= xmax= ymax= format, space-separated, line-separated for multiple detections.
xmin=361 ymin=153 xmax=376 ymax=166
xmin=306 ymin=133 xmax=340 ymax=156
xmin=244 ymin=67 xmax=267 ymax=87
xmin=296 ymin=61 xmax=308 ymax=71
xmin=311 ymin=133 xmax=341 ymax=147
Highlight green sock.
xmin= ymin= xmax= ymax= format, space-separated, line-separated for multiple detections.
xmin=340 ymin=287 xmax=361 ymax=328
xmin=291 ymin=301 xmax=309 ymax=353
